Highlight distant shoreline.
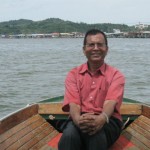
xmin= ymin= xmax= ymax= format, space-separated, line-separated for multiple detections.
xmin=1 ymin=30 xmax=150 ymax=39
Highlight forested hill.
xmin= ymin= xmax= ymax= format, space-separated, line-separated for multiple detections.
xmin=0 ymin=18 xmax=146 ymax=34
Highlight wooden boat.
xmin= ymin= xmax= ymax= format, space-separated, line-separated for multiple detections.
xmin=0 ymin=96 xmax=150 ymax=150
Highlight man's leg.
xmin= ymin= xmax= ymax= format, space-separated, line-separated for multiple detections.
xmin=58 ymin=121 xmax=82 ymax=150
xmin=81 ymin=117 xmax=122 ymax=150
xmin=81 ymin=129 xmax=108 ymax=150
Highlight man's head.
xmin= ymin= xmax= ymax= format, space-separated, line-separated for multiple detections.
xmin=83 ymin=29 xmax=108 ymax=64
xmin=83 ymin=29 xmax=108 ymax=47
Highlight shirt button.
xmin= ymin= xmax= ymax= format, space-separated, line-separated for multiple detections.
xmin=92 ymin=81 xmax=95 ymax=84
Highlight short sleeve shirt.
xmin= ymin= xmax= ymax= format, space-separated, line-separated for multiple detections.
xmin=62 ymin=63 xmax=125 ymax=121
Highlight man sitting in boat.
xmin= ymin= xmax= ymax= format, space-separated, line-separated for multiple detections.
xmin=58 ymin=29 xmax=125 ymax=150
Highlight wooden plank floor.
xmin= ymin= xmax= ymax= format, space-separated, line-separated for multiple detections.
xmin=121 ymin=115 xmax=150 ymax=150
xmin=0 ymin=114 xmax=59 ymax=150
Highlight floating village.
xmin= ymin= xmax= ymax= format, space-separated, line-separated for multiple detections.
xmin=1 ymin=23 xmax=150 ymax=39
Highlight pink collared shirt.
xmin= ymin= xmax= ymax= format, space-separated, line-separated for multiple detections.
xmin=62 ymin=63 xmax=125 ymax=121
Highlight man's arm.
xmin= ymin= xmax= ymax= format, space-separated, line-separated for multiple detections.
xmin=101 ymin=100 xmax=117 ymax=121
xmin=69 ymin=103 xmax=81 ymax=127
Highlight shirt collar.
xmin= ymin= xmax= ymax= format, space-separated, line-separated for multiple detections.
xmin=79 ymin=62 xmax=106 ymax=75
xmin=79 ymin=63 xmax=88 ymax=74
xmin=99 ymin=63 xmax=106 ymax=75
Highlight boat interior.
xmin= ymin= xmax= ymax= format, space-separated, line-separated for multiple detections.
xmin=0 ymin=102 xmax=150 ymax=150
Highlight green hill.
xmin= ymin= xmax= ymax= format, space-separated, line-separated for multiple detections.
xmin=0 ymin=18 xmax=145 ymax=35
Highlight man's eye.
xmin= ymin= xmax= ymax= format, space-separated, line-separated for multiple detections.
xmin=89 ymin=43 xmax=95 ymax=47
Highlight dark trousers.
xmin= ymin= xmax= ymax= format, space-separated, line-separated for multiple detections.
xmin=58 ymin=117 xmax=122 ymax=150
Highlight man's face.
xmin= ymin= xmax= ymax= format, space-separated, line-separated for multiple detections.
xmin=83 ymin=33 xmax=108 ymax=64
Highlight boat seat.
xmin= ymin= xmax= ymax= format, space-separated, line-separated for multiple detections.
xmin=117 ymin=115 xmax=150 ymax=150
xmin=0 ymin=105 xmax=60 ymax=150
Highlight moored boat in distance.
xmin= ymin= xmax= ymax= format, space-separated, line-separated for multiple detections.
xmin=0 ymin=96 xmax=150 ymax=150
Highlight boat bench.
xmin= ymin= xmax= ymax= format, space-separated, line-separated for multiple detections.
xmin=0 ymin=104 xmax=60 ymax=150
xmin=110 ymin=114 xmax=150 ymax=150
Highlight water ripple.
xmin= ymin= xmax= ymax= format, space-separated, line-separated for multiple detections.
xmin=0 ymin=38 xmax=150 ymax=118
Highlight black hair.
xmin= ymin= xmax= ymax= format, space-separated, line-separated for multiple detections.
xmin=83 ymin=29 xmax=108 ymax=46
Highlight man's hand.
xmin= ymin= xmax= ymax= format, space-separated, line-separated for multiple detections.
xmin=78 ymin=113 xmax=106 ymax=135
xmin=69 ymin=103 xmax=110 ymax=135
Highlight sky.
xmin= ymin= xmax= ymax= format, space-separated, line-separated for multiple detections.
xmin=0 ymin=0 xmax=150 ymax=25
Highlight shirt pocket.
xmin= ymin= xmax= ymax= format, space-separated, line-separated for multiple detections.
xmin=94 ymin=78 xmax=109 ymax=108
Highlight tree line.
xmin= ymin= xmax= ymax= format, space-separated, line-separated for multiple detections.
xmin=0 ymin=18 xmax=149 ymax=35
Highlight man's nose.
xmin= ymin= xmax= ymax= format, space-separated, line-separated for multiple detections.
xmin=93 ymin=44 xmax=99 ymax=49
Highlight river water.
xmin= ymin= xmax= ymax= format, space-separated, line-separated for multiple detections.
xmin=0 ymin=38 xmax=150 ymax=119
